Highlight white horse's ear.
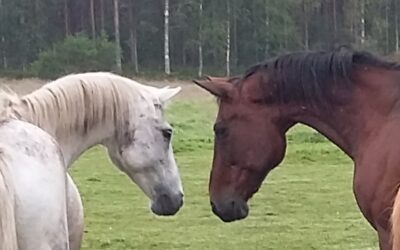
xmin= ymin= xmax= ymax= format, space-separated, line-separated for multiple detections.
xmin=158 ymin=87 xmax=181 ymax=105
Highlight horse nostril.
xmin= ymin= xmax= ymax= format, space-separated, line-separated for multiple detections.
xmin=160 ymin=193 xmax=169 ymax=201
xmin=177 ymin=193 xmax=184 ymax=207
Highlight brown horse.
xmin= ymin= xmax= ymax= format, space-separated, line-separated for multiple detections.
xmin=193 ymin=48 xmax=400 ymax=250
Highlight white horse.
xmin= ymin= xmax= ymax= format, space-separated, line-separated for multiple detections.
xmin=0 ymin=72 xmax=184 ymax=249
xmin=0 ymin=117 xmax=69 ymax=250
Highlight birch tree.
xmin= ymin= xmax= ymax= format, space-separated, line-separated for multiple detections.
xmin=302 ymin=0 xmax=309 ymax=50
xmin=64 ymin=0 xmax=69 ymax=36
xmin=114 ymin=0 xmax=122 ymax=73
xmin=198 ymin=0 xmax=203 ymax=77
xmin=395 ymin=0 xmax=399 ymax=52
xmin=226 ymin=0 xmax=231 ymax=76
xmin=164 ymin=0 xmax=171 ymax=75
xmin=360 ymin=0 xmax=366 ymax=45
xmin=90 ymin=0 xmax=96 ymax=39
xmin=128 ymin=0 xmax=139 ymax=73
xmin=100 ymin=0 xmax=105 ymax=33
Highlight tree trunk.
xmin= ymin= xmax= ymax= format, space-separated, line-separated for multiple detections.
xmin=198 ymin=0 xmax=203 ymax=77
xmin=80 ymin=2 xmax=84 ymax=33
xmin=332 ymin=0 xmax=337 ymax=41
xmin=360 ymin=0 xmax=365 ymax=45
xmin=252 ymin=2 xmax=258 ymax=61
xmin=226 ymin=0 xmax=231 ymax=76
xmin=265 ymin=0 xmax=270 ymax=57
xmin=64 ymin=0 xmax=70 ymax=36
xmin=182 ymin=44 xmax=186 ymax=67
xmin=283 ymin=18 xmax=288 ymax=49
xmin=128 ymin=0 xmax=139 ymax=73
xmin=181 ymin=30 xmax=186 ymax=66
xmin=100 ymin=0 xmax=105 ymax=33
xmin=90 ymin=0 xmax=96 ymax=39
xmin=396 ymin=0 xmax=399 ymax=52
xmin=1 ymin=36 xmax=6 ymax=69
xmin=164 ymin=0 xmax=171 ymax=75
xmin=0 ymin=1 xmax=5 ymax=69
xmin=69 ymin=0 xmax=80 ymax=34
xmin=385 ymin=0 xmax=390 ymax=53
xmin=232 ymin=0 xmax=238 ymax=68
xmin=35 ymin=0 xmax=40 ymax=19
xmin=349 ymin=1 xmax=355 ymax=38
xmin=303 ymin=0 xmax=309 ymax=50
xmin=114 ymin=0 xmax=122 ymax=73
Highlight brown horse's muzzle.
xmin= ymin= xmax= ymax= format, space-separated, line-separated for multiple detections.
xmin=210 ymin=198 xmax=249 ymax=222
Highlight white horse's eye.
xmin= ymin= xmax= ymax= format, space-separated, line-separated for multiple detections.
xmin=162 ymin=128 xmax=173 ymax=140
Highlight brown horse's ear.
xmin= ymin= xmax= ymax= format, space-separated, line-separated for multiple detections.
xmin=206 ymin=76 xmax=230 ymax=82
xmin=207 ymin=76 xmax=243 ymax=84
xmin=192 ymin=77 xmax=233 ymax=98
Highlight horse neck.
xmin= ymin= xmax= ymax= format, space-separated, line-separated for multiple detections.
xmin=288 ymin=105 xmax=360 ymax=158
xmin=285 ymin=73 xmax=400 ymax=159
xmin=16 ymin=94 xmax=120 ymax=167
xmin=56 ymin=123 xmax=114 ymax=166
xmin=24 ymin=108 xmax=114 ymax=166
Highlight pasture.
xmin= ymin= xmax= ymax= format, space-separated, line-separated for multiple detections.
xmin=3 ymin=78 xmax=378 ymax=249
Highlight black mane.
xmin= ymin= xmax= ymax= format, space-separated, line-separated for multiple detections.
xmin=242 ymin=47 xmax=400 ymax=105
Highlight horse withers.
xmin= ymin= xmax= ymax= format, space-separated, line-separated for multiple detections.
xmin=194 ymin=48 xmax=400 ymax=250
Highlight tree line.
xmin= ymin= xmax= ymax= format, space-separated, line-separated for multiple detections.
xmin=1 ymin=0 xmax=400 ymax=78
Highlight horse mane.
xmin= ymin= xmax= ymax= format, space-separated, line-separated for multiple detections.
xmin=242 ymin=47 xmax=400 ymax=105
xmin=0 ymin=72 xmax=159 ymax=140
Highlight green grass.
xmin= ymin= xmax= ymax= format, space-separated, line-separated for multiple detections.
xmin=69 ymin=98 xmax=378 ymax=250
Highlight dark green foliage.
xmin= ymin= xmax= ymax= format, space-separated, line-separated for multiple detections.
xmin=31 ymin=34 xmax=116 ymax=79
xmin=2 ymin=0 xmax=400 ymax=78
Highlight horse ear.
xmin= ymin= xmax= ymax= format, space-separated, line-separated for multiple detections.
xmin=192 ymin=77 xmax=232 ymax=97
xmin=158 ymin=86 xmax=181 ymax=105
xmin=206 ymin=76 xmax=224 ymax=82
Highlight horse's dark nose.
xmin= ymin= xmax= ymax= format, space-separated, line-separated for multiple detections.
xmin=151 ymin=192 xmax=184 ymax=216
xmin=210 ymin=198 xmax=249 ymax=222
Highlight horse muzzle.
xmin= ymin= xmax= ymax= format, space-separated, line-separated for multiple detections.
xmin=151 ymin=191 xmax=184 ymax=216
xmin=210 ymin=198 xmax=249 ymax=222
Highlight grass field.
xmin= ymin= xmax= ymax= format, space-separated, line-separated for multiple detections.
xmin=65 ymin=84 xmax=379 ymax=250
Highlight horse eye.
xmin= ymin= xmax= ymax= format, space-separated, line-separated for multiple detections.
xmin=213 ymin=124 xmax=228 ymax=138
xmin=162 ymin=128 xmax=173 ymax=139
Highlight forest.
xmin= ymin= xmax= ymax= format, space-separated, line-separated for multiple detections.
xmin=1 ymin=0 xmax=400 ymax=78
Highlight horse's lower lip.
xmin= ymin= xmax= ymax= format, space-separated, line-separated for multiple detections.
xmin=151 ymin=207 xmax=178 ymax=216
xmin=213 ymin=209 xmax=248 ymax=222
xmin=150 ymin=203 xmax=181 ymax=216
xmin=210 ymin=200 xmax=249 ymax=222
xmin=219 ymin=215 xmax=240 ymax=222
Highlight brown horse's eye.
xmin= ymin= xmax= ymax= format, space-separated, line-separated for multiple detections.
xmin=214 ymin=123 xmax=228 ymax=138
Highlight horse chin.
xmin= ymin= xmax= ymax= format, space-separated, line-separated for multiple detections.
xmin=210 ymin=199 xmax=249 ymax=223
xmin=218 ymin=213 xmax=248 ymax=223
